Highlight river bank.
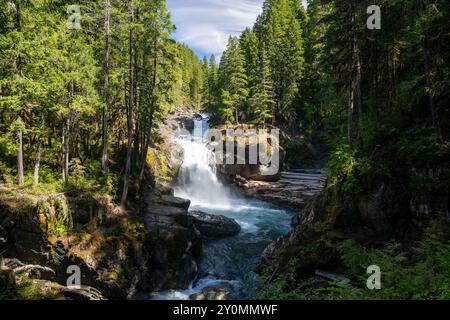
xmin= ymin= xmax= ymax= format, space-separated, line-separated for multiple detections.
xmin=0 ymin=112 xmax=327 ymax=300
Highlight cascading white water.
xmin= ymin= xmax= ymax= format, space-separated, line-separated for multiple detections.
xmin=174 ymin=119 xmax=232 ymax=210
xmin=152 ymin=116 xmax=291 ymax=300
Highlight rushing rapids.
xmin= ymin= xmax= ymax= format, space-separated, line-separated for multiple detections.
xmin=152 ymin=116 xmax=291 ymax=300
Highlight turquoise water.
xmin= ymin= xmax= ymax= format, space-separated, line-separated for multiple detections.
xmin=151 ymin=197 xmax=291 ymax=300
xmin=151 ymin=118 xmax=291 ymax=300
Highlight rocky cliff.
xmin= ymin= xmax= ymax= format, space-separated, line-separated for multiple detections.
xmin=0 ymin=182 xmax=205 ymax=300
xmin=0 ymin=110 xmax=205 ymax=300
xmin=257 ymin=172 xmax=450 ymax=281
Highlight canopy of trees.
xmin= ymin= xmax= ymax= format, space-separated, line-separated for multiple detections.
xmin=0 ymin=0 xmax=206 ymax=207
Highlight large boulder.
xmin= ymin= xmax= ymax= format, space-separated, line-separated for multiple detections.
xmin=145 ymin=203 xmax=189 ymax=227
xmin=189 ymin=211 xmax=241 ymax=238
xmin=142 ymin=200 xmax=202 ymax=291
xmin=60 ymin=285 xmax=107 ymax=300
xmin=210 ymin=124 xmax=285 ymax=183
xmin=160 ymin=195 xmax=191 ymax=210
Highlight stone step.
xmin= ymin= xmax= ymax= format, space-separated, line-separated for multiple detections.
xmin=280 ymin=172 xmax=326 ymax=178
xmin=281 ymin=170 xmax=325 ymax=176
xmin=280 ymin=175 xmax=326 ymax=181
xmin=290 ymin=169 xmax=326 ymax=174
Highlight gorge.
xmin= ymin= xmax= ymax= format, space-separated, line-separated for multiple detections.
xmin=152 ymin=115 xmax=294 ymax=300
xmin=1 ymin=0 xmax=449 ymax=301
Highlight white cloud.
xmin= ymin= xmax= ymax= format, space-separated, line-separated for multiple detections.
xmin=167 ymin=0 xmax=309 ymax=59
xmin=167 ymin=0 xmax=265 ymax=58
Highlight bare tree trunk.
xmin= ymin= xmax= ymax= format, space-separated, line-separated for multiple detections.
xmin=348 ymin=86 xmax=354 ymax=149
xmin=102 ymin=0 xmax=111 ymax=173
xmin=423 ymin=38 xmax=442 ymax=141
xmin=355 ymin=45 xmax=362 ymax=130
xmin=271 ymin=102 xmax=276 ymax=126
xmin=15 ymin=2 xmax=21 ymax=29
xmin=17 ymin=127 xmax=24 ymax=185
xmin=63 ymin=80 xmax=74 ymax=186
xmin=33 ymin=140 xmax=42 ymax=186
xmin=62 ymin=127 xmax=66 ymax=183
xmin=133 ymin=49 xmax=143 ymax=169
xmin=14 ymin=2 xmax=24 ymax=185
xmin=121 ymin=1 xmax=135 ymax=208
xmin=348 ymin=6 xmax=360 ymax=149
xmin=64 ymin=116 xmax=70 ymax=185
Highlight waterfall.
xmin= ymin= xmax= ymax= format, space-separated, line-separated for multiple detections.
xmin=152 ymin=116 xmax=291 ymax=300
xmin=174 ymin=118 xmax=232 ymax=210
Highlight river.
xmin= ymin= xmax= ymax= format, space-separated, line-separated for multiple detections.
xmin=152 ymin=116 xmax=291 ymax=300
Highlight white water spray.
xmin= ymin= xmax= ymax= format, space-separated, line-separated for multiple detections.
xmin=174 ymin=119 xmax=232 ymax=210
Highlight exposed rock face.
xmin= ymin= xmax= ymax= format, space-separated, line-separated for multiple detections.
xmin=190 ymin=285 xmax=232 ymax=300
xmin=160 ymin=195 xmax=191 ymax=210
xmin=189 ymin=211 xmax=241 ymax=238
xmin=142 ymin=195 xmax=202 ymax=291
xmin=0 ymin=185 xmax=205 ymax=299
xmin=235 ymin=170 xmax=327 ymax=210
xmin=1 ymin=257 xmax=107 ymax=300
xmin=249 ymin=170 xmax=333 ymax=279
xmin=60 ymin=285 xmax=107 ymax=300
xmin=257 ymin=174 xmax=447 ymax=280
xmin=13 ymin=264 xmax=56 ymax=281
xmin=0 ymin=112 xmax=208 ymax=300
xmin=0 ymin=191 xmax=53 ymax=266
xmin=209 ymin=124 xmax=285 ymax=183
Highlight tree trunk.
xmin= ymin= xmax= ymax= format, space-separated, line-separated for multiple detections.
xmin=14 ymin=2 xmax=24 ymax=185
xmin=271 ymin=100 xmax=278 ymax=126
xmin=63 ymin=80 xmax=74 ymax=185
xmin=62 ymin=127 xmax=66 ymax=183
xmin=139 ymin=42 xmax=158 ymax=182
xmin=17 ymin=127 xmax=24 ymax=185
xmin=14 ymin=2 xmax=22 ymax=75
xmin=355 ymin=45 xmax=362 ymax=130
xmin=133 ymin=49 xmax=143 ymax=169
xmin=348 ymin=85 xmax=354 ymax=149
xmin=15 ymin=2 xmax=21 ymax=29
xmin=121 ymin=1 xmax=135 ymax=208
xmin=423 ymin=38 xmax=442 ymax=141
xmin=348 ymin=6 xmax=360 ymax=149
xmin=64 ymin=116 xmax=70 ymax=186
xmin=33 ymin=140 xmax=42 ymax=186
xmin=102 ymin=0 xmax=111 ymax=173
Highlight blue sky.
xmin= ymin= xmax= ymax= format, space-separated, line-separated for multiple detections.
xmin=167 ymin=0 xmax=308 ymax=60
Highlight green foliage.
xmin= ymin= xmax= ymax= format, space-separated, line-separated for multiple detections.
xmin=0 ymin=0 xmax=206 ymax=203
xmin=261 ymin=219 xmax=450 ymax=300
xmin=0 ymin=271 xmax=55 ymax=300
xmin=283 ymin=138 xmax=317 ymax=168
xmin=217 ymin=36 xmax=249 ymax=124
xmin=325 ymin=145 xmax=367 ymax=195
xmin=37 ymin=195 xmax=73 ymax=235
xmin=257 ymin=260 xmax=305 ymax=300
xmin=335 ymin=220 xmax=450 ymax=300
xmin=204 ymin=0 xmax=304 ymax=126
